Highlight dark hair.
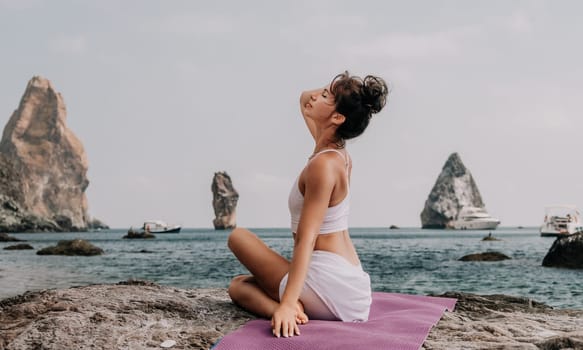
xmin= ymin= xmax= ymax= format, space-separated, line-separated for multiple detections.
xmin=330 ymin=71 xmax=389 ymax=142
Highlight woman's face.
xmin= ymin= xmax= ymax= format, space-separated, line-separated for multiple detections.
xmin=304 ymin=85 xmax=336 ymax=122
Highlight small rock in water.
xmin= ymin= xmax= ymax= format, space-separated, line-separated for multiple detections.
xmin=4 ymin=243 xmax=34 ymax=250
xmin=459 ymin=251 xmax=511 ymax=261
xmin=481 ymin=232 xmax=501 ymax=241
xmin=160 ymin=339 xmax=176 ymax=348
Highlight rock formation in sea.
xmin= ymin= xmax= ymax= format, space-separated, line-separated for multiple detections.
xmin=3 ymin=243 xmax=34 ymax=250
xmin=459 ymin=251 xmax=511 ymax=261
xmin=420 ymin=153 xmax=486 ymax=229
xmin=211 ymin=171 xmax=239 ymax=230
xmin=0 ymin=233 xmax=25 ymax=242
xmin=542 ymin=232 xmax=583 ymax=269
xmin=36 ymin=239 xmax=104 ymax=256
xmin=1 ymin=281 xmax=581 ymax=350
xmin=0 ymin=76 xmax=92 ymax=232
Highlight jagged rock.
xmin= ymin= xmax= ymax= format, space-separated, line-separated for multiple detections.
xmin=542 ymin=232 xmax=583 ymax=269
xmin=87 ymin=217 xmax=109 ymax=230
xmin=0 ymin=76 xmax=89 ymax=232
xmin=1 ymin=282 xmax=582 ymax=350
xmin=459 ymin=251 xmax=511 ymax=261
xmin=0 ymin=232 xmax=25 ymax=242
xmin=212 ymin=171 xmax=239 ymax=230
xmin=3 ymin=243 xmax=34 ymax=250
xmin=36 ymin=239 xmax=104 ymax=256
xmin=0 ymin=194 xmax=61 ymax=232
xmin=420 ymin=153 xmax=486 ymax=229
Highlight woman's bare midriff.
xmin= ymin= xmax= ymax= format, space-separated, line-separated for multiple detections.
xmin=293 ymin=230 xmax=361 ymax=266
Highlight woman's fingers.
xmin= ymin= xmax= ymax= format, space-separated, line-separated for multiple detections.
xmin=272 ymin=317 xmax=281 ymax=338
xmin=282 ymin=321 xmax=289 ymax=337
xmin=272 ymin=315 xmax=303 ymax=338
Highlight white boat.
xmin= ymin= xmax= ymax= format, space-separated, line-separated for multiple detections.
xmin=143 ymin=220 xmax=181 ymax=233
xmin=452 ymin=207 xmax=500 ymax=230
xmin=540 ymin=205 xmax=583 ymax=237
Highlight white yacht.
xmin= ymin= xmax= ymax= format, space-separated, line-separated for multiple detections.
xmin=452 ymin=207 xmax=500 ymax=230
xmin=540 ymin=205 xmax=583 ymax=237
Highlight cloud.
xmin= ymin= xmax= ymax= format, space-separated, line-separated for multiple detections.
xmin=47 ymin=34 xmax=88 ymax=56
xmin=505 ymin=11 xmax=533 ymax=34
xmin=141 ymin=13 xmax=236 ymax=36
xmin=341 ymin=30 xmax=464 ymax=62
xmin=0 ymin=0 xmax=40 ymax=10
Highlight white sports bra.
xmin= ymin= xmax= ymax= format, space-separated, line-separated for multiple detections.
xmin=288 ymin=149 xmax=350 ymax=234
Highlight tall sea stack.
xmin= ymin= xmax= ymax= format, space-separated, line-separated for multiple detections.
xmin=211 ymin=172 xmax=239 ymax=230
xmin=0 ymin=76 xmax=90 ymax=232
xmin=420 ymin=153 xmax=485 ymax=229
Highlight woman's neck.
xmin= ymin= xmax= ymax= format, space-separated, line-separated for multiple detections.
xmin=313 ymin=127 xmax=343 ymax=154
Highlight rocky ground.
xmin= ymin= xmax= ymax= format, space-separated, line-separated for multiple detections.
xmin=1 ymin=281 xmax=582 ymax=350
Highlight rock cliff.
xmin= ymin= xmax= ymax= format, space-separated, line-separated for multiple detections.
xmin=1 ymin=281 xmax=581 ymax=350
xmin=211 ymin=172 xmax=238 ymax=230
xmin=420 ymin=153 xmax=485 ymax=229
xmin=0 ymin=76 xmax=89 ymax=232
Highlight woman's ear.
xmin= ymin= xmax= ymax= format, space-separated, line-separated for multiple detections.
xmin=332 ymin=112 xmax=346 ymax=126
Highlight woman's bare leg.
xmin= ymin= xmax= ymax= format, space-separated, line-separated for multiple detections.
xmin=228 ymin=227 xmax=290 ymax=300
xmin=228 ymin=228 xmax=307 ymax=322
xmin=228 ymin=275 xmax=279 ymax=318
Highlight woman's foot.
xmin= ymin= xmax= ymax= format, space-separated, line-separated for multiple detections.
xmin=296 ymin=300 xmax=309 ymax=324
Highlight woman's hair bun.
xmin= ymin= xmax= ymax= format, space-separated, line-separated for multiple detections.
xmin=360 ymin=75 xmax=388 ymax=114
xmin=331 ymin=71 xmax=390 ymax=141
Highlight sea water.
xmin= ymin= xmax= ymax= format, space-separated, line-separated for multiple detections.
xmin=0 ymin=227 xmax=581 ymax=309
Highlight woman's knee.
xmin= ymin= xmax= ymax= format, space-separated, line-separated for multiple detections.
xmin=228 ymin=274 xmax=250 ymax=301
xmin=227 ymin=227 xmax=255 ymax=252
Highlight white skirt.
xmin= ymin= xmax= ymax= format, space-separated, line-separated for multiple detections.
xmin=279 ymin=250 xmax=372 ymax=322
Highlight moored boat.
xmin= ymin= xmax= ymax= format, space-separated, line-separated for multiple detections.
xmin=540 ymin=205 xmax=583 ymax=237
xmin=143 ymin=220 xmax=181 ymax=233
xmin=452 ymin=207 xmax=500 ymax=230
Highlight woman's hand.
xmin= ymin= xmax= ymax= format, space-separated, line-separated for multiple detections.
xmin=271 ymin=303 xmax=301 ymax=338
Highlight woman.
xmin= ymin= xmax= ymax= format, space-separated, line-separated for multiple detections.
xmin=227 ymin=71 xmax=389 ymax=338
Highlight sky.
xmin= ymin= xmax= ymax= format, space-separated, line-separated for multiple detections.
xmin=1 ymin=0 xmax=582 ymax=229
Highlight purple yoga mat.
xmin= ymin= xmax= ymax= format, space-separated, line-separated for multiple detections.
xmin=213 ymin=292 xmax=457 ymax=350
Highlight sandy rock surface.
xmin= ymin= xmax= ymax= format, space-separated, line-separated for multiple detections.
xmin=424 ymin=292 xmax=583 ymax=350
xmin=1 ymin=281 xmax=582 ymax=350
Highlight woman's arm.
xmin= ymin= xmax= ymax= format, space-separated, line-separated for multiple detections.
xmin=299 ymin=88 xmax=324 ymax=141
xmin=271 ymin=157 xmax=336 ymax=338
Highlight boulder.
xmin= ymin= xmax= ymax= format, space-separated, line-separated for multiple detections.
xmin=1 ymin=282 xmax=582 ymax=350
xmin=36 ymin=239 xmax=104 ymax=256
xmin=459 ymin=252 xmax=511 ymax=261
xmin=123 ymin=229 xmax=156 ymax=239
xmin=3 ymin=243 xmax=34 ymax=250
xmin=420 ymin=153 xmax=487 ymax=229
xmin=0 ymin=76 xmax=90 ymax=232
xmin=542 ymin=233 xmax=583 ymax=269
xmin=212 ymin=171 xmax=239 ymax=230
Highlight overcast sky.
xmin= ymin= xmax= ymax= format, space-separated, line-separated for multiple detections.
xmin=1 ymin=0 xmax=582 ymax=228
